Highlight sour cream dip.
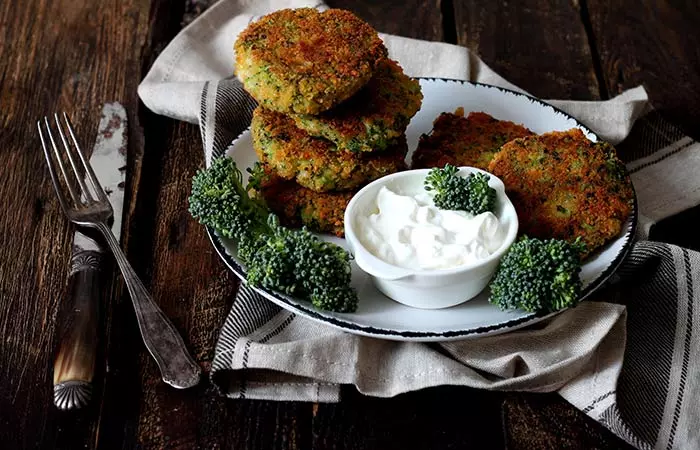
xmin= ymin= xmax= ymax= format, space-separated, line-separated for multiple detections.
xmin=356 ymin=186 xmax=505 ymax=270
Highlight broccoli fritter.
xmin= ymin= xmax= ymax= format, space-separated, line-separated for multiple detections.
xmin=235 ymin=8 xmax=387 ymax=115
xmin=291 ymin=59 xmax=423 ymax=153
xmin=487 ymin=128 xmax=634 ymax=258
xmin=252 ymin=106 xmax=408 ymax=192
xmin=411 ymin=110 xmax=534 ymax=171
xmin=250 ymin=165 xmax=356 ymax=237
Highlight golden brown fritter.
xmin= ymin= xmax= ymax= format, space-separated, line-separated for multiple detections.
xmin=251 ymin=106 xmax=408 ymax=192
xmin=488 ymin=128 xmax=634 ymax=258
xmin=235 ymin=8 xmax=387 ymax=115
xmin=251 ymin=166 xmax=355 ymax=237
xmin=411 ymin=110 xmax=534 ymax=171
xmin=291 ymin=59 xmax=423 ymax=153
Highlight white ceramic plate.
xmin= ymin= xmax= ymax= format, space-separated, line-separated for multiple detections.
xmin=206 ymin=79 xmax=637 ymax=342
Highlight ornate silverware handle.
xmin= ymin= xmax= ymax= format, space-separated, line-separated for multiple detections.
xmin=53 ymin=250 xmax=102 ymax=410
xmin=95 ymin=222 xmax=201 ymax=388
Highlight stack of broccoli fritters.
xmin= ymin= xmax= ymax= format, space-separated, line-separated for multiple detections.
xmin=235 ymin=8 xmax=422 ymax=236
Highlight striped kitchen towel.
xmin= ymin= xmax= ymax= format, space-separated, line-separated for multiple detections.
xmin=138 ymin=1 xmax=700 ymax=448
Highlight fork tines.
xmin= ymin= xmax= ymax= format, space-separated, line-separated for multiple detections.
xmin=38 ymin=113 xmax=109 ymax=213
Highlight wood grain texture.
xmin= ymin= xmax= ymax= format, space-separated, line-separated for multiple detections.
xmin=327 ymin=0 xmax=445 ymax=41
xmin=502 ymin=394 xmax=636 ymax=450
xmin=0 ymin=0 xmax=152 ymax=447
xmin=452 ymin=0 xmax=601 ymax=99
xmin=587 ymin=0 xmax=700 ymax=139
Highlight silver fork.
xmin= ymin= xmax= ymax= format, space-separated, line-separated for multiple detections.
xmin=38 ymin=113 xmax=201 ymax=389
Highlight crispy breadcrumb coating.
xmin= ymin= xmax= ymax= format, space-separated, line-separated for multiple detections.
xmin=412 ymin=110 xmax=533 ymax=170
xmin=235 ymin=8 xmax=387 ymax=114
xmin=251 ymin=166 xmax=355 ymax=237
xmin=488 ymin=128 xmax=634 ymax=257
xmin=291 ymin=59 xmax=422 ymax=153
xmin=251 ymin=106 xmax=408 ymax=192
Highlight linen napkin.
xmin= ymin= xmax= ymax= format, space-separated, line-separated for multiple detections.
xmin=138 ymin=1 xmax=700 ymax=449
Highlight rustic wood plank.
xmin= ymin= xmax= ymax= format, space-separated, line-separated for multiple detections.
xmin=327 ymin=0 xmax=445 ymax=41
xmin=0 ymin=0 xmax=154 ymax=448
xmin=586 ymin=0 xmax=700 ymax=139
xmin=452 ymin=0 xmax=601 ymax=99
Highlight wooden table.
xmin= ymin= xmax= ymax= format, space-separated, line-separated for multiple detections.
xmin=2 ymin=1 xmax=699 ymax=448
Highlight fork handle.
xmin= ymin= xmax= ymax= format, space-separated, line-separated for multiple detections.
xmin=95 ymin=222 xmax=201 ymax=389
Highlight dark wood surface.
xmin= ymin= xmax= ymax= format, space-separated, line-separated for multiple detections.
xmin=1 ymin=0 xmax=698 ymax=448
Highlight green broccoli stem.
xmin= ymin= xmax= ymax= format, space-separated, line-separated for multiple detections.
xmin=241 ymin=196 xmax=273 ymax=239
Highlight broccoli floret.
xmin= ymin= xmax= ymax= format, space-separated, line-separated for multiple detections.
xmin=488 ymin=236 xmax=585 ymax=313
xmin=188 ymin=157 xmax=358 ymax=313
xmin=424 ymin=164 xmax=496 ymax=215
xmin=188 ymin=156 xmax=270 ymax=241
xmin=248 ymin=216 xmax=358 ymax=312
xmin=246 ymin=215 xmax=301 ymax=296
xmin=292 ymin=227 xmax=357 ymax=313
xmin=311 ymin=285 xmax=359 ymax=314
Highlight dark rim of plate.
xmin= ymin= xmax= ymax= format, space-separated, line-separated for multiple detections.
xmin=205 ymin=78 xmax=639 ymax=340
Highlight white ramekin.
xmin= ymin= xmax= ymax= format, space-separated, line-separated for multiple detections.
xmin=344 ymin=167 xmax=519 ymax=309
